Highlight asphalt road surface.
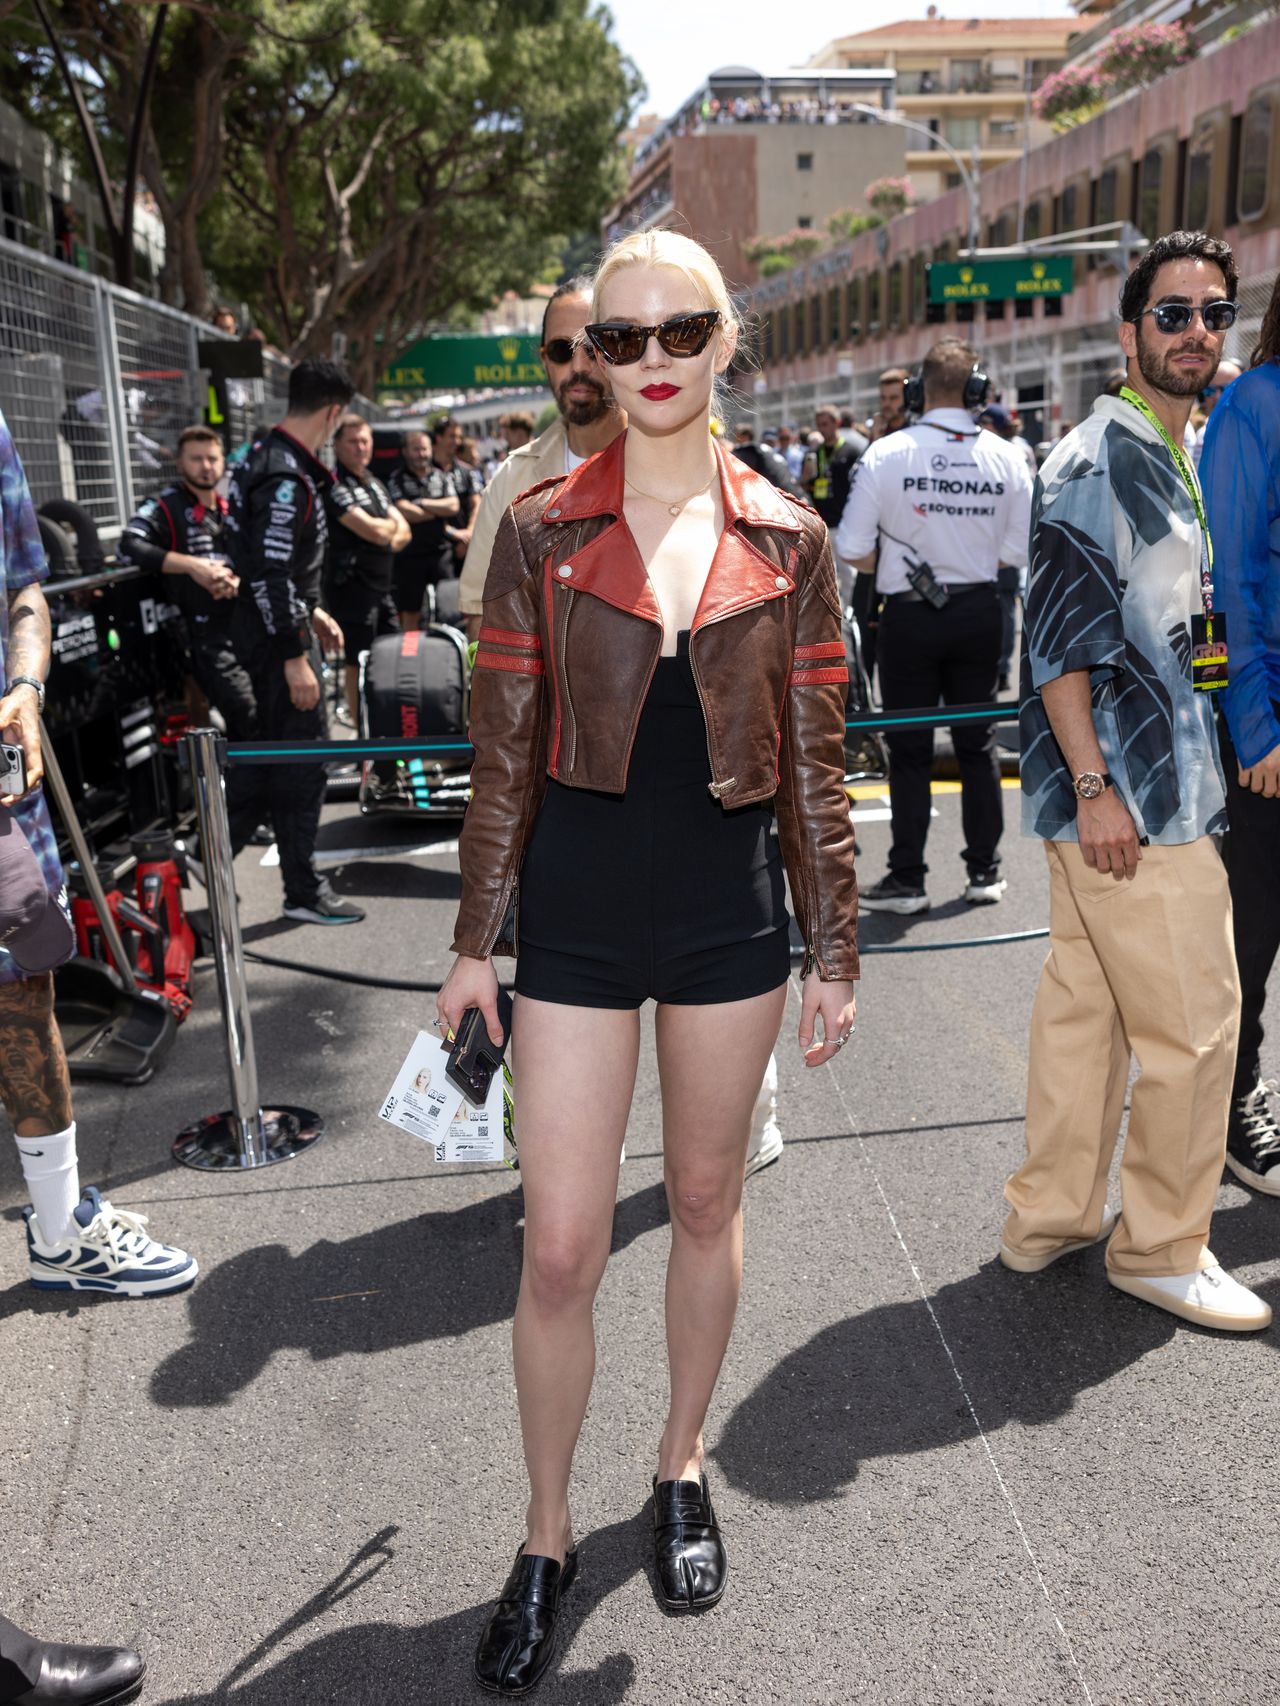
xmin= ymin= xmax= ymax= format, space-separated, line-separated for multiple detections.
xmin=3 ymin=776 xmax=1278 ymax=1705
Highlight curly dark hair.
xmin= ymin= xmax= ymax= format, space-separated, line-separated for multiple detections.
xmin=1118 ymin=230 xmax=1238 ymax=323
xmin=1252 ymin=274 xmax=1280 ymax=367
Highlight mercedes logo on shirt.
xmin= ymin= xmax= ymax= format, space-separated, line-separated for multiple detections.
xmin=931 ymin=453 xmax=949 ymax=473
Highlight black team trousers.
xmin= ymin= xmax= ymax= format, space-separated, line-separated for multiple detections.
xmin=1218 ymin=711 xmax=1280 ymax=1099
xmin=876 ymin=584 xmax=1003 ymax=888
xmin=226 ymin=625 xmax=328 ymax=912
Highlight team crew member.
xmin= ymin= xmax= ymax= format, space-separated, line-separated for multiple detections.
xmin=1002 ymin=228 xmax=1269 ymax=1334
xmin=223 ymin=359 xmax=365 ymax=926
xmin=387 ymin=430 xmax=462 ymax=627
xmin=325 ymin=413 xmax=410 ymax=724
xmin=1200 ymin=272 xmax=1280 ymax=1192
xmin=431 ymin=416 xmax=484 ymax=576
xmin=119 ymin=424 xmax=255 ymax=739
xmin=837 ymin=338 xmax=1033 ymax=913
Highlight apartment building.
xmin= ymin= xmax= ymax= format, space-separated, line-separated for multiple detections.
xmin=805 ymin=13 xmax=1079 ymax=201
xmin=601 ymin=67 xmax=906 ymax=291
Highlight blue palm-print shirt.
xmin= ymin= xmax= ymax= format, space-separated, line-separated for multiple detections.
xmin=1020 ymin=394 xmax=1226 ymax=846
xmin=0 ymin=406 xmax=72 ymax=983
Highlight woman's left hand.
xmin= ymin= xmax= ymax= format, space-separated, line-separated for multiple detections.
xmin=798 ymin=973 xmax=856 ymax=1067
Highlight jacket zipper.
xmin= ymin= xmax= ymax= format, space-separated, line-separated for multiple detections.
xmin=690 ymin=541 xmax=797 ymax=797
xmin=559 ymin=590 xmax=577 ymax=774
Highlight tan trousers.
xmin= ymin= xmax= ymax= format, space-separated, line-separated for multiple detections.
xmin=1003 ymin=837 xmax=1240 ymax=1278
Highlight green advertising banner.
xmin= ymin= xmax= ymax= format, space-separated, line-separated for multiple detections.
xmin=378 ymin=334 xmax=546 ymax=396
xmin=927 ymin=256 xmax=1075 ymax=305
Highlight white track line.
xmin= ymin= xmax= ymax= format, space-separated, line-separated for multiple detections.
xmin=800 ymin=974 xmax=1095 ymax=1705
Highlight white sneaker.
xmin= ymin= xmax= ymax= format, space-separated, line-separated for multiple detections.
xmin=745 ymin=1115 xmax=784 ymax=1178
xmin=25 ymin=1187 xmax=198 ymax=1298
xmin=999 ymin=1206 xmax=1117 ymax=1272
xmin=1108 ymin=1264 xmax=1271 ymax=1332
xmin=964 ymin=870 xmax=1008 ymax=905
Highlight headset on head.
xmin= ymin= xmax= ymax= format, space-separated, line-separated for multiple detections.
xmin=903 ymin=361 xmax=991 ymax=417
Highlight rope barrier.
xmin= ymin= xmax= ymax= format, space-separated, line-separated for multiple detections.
xmin=222 ymin=701 xmax=1019 ymax=765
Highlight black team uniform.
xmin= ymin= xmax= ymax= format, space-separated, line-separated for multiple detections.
xmin=386 ymin=460 xmax=457 ymax=616
xmin=119 ymin=483 xmax=257 ymax=738
xmin=223 ymin=428 xmax=337 ymax=918
xmin=324 ymin=463 xmax=400 ymax=663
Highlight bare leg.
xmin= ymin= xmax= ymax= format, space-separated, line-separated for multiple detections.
xmin=399 ymin=610 xmax=421 ymax=632
xmin=654 ymin=985 xmax=787 ymax=1484
xmin=344 ymin=663 xmax=360 ymax=727
xmin=511 ymin=995 xmax=641 ymax=1561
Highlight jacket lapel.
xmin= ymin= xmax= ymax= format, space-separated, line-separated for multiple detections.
xmin=540 ymin=431 xmax=804 ymax=628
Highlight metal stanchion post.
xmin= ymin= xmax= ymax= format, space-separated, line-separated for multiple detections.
xmin=172 ymin=728 xmax=323 ymax=1171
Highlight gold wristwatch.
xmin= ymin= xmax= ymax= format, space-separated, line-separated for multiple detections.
xmin=1072 ymin=771 xmax=1114 ymax=801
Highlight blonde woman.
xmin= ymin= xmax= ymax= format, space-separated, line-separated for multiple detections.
xmin=440 ymin=230 xmax=859 ymax=1695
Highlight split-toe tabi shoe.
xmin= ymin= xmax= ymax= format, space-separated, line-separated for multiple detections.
xmin=651 ymin=1472 xmax=727 ymax=1612
xmin=473 ymin=1545 xmax=578 ymax=1696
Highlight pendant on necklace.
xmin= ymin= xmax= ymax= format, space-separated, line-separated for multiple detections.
xmin=667 ymin=502 xmax=681 ymax=517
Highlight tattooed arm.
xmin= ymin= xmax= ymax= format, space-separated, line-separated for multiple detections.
xmin=0 ymin=582 xmax=51 ymax=801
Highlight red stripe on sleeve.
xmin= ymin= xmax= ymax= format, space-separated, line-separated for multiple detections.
xmin=475 ymin=650 xmax=545 ymax=677
xmin=478 ymin=626 xmax=542 ymax=651
xmin=793 ymin=641 xmax=846 ymax=661
xmin=790 ymin=666 xmax=849 ymax=687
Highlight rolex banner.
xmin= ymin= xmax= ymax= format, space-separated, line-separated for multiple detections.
xmin=378 ymin=334 xmax=546 ymax=397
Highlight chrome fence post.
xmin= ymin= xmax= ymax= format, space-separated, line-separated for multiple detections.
xmin=172 ymin=728 xmax=322 ymax=1170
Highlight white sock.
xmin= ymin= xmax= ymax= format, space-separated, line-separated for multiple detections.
xmin=14 ymin=1122 xmax=79 ymax=1245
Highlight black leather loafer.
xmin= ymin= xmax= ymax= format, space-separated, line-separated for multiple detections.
xmin=651 ymin=1472 xmax=727 ymax=1612
xmin=9 ymin=1641 xmax=145 ymax=1705
xmin=473 ymin=1545 xmax=579 ymax=1696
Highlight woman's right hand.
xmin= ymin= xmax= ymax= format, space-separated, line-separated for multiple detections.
xmin=437 ymin=953 xmax=504 ymax=1045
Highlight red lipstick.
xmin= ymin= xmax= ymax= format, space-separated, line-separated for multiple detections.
xmin=640 ymin=383 xmax=679 ymax=400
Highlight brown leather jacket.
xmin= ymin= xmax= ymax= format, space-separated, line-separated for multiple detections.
xmin=451 ymin=433 xmax=859 ymax=980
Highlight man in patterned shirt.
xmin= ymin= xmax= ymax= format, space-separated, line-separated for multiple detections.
xmin=0 ymin=406 xmax=197 ymax=1304
xmin=1000 ymin=230 xmax=1268 ymax=1333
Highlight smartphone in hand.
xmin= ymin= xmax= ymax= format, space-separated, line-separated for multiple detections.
xmin=0 ymin=742 xmax=26 ymax=798
xmin=446 ymin=985 xmax=514 ymax=1108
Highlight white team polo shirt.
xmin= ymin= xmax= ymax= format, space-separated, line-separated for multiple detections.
xmin=835 ymin=407 xmax=1033 ymax=594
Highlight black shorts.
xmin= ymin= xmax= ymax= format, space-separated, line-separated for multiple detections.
xmin=513 ymin=637 xmax=791 ymax=1010
xmin=327 ymin=581 xmax=400 ymax=664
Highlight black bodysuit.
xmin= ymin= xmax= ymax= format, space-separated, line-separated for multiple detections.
xmin=514 ymin=631 xmax=791 ymax=1009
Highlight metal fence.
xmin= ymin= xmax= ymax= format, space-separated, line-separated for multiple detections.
xmin=0 ymin=234 xmax=381 ymax=540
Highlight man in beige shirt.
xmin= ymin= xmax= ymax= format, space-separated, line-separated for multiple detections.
xmin=460 ymin=277 xmax=623 ymax=634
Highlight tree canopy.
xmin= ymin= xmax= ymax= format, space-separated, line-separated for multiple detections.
xmin=1 ymin=0 xmax=640 ymax=388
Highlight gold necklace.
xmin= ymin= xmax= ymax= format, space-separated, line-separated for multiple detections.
xmin=624 ymin=469 xmax=717 ymax=517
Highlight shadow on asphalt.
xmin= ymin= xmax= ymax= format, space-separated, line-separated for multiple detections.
xmin=138 ymin=1181 xmax=672 ymax=1407
xmin=714 ymin=1194 xmax=1280 ymax=1504
xmin=146 ymin=1517 xmax=644 ymax=1705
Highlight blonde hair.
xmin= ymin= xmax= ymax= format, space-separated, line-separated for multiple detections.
xmin=590 ymin=230 xmax=743 ymax=415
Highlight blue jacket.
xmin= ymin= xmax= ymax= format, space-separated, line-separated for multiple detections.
xmin=1201 ymin=359 xmax=1280 ymax=768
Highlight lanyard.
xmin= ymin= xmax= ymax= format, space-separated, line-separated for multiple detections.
xmin=1119 ymin=386 xmax=1214 ymax=614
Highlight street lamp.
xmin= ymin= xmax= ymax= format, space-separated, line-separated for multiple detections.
xmin=847 ymin=102 xmax=980 ymax=257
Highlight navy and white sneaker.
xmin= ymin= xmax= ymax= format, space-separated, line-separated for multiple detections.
xmin=25 ymin=1187 xmax=198 ymax=1298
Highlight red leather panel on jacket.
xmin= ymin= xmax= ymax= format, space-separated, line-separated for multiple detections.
xmin=452 ymin=433 xmax=858 ymax=980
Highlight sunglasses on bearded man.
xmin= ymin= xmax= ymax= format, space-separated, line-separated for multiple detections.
xmin=1135 ymin=299 xmax=1239 ymax=335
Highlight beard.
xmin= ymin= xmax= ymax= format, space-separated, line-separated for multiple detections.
xmin=557 ymin=373 xmax=612 ymax=427
xmin=1134 ymin=327 xmax=1218 ymax=399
